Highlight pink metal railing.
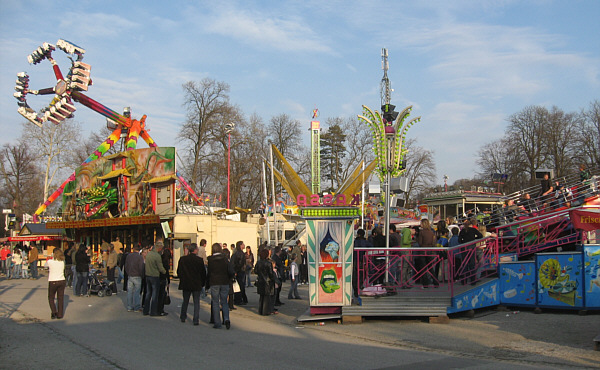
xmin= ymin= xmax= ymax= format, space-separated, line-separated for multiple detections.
xmin=494 ymin=208 xmax=582 ymax=256
xmin=353 ymin=206 xmax=594 ymax=297
xmin=354 ymin=237 xmax=498 ymax=296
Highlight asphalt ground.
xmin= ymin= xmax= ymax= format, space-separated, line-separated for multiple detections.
xmin=1 ymin=271 xmax=599 ymax=369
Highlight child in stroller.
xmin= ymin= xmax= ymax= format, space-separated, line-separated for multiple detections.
xmin=88 ymin=268 xmax=115 ymax=297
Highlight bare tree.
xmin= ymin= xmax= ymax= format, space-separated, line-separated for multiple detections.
xmin=401 ymin=139 xmax=437 ymax=205
xmin=477 ymin=137 xmax=529 ymax=193
xmin=543 ymin=106 xmax=579 ymax=178
xmin=178 ymin=79 xmax=231 ymax=192
xmin=0 ymin=141 xmax=43 ymax=218
xmin=267 ymin=113 xmax=303 ymax=164
xmin=229 ymin=112 xmax=268 ymax=211
xmin=341 ymin=115 xmax=375 ymax=180
xmin=576 ymin=100 xmax=600 ymax=167
xmin=507 ymin=105 xmax=548 ymax=184
xmin=19 ymin=119 xmax=81 ymax=203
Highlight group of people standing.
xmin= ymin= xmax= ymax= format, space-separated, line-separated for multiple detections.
xmin=6 ymin=237 xmax=308 ymax=329
xmin=0 ymin=243 xmax=39 ymax=280
xmin=355 ymin=216 xmax=488 ymax=292
xmin=51 ymin=238 xmax=172 ymax=320
xmin=177 ymin=240 xmax=252 ymax=329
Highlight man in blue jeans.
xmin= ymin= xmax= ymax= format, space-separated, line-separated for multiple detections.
xmin=143 ymin=241 xmax=166 ymax=316
xmin=206 ymin=243 xmax=234 ymax=329
xmin=124 ymin=245 xmax=144 ymax=312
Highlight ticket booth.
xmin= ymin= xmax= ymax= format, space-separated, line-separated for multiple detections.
xmin=299 ymin=206 xmax=360 ymax=315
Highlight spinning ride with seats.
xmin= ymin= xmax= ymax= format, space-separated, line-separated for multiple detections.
xmin=13 ymin=39 xmax=204 ymax=219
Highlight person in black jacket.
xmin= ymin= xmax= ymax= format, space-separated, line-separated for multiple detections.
xmin=458 ymin=219 xmax=484 ymax=285
xmin=74 ymin=244 xmax=91 ymax=296
xmin=206 ymin=243 xmax=234 ymax=329
xmin=231 ymin=241 xmax=248 ymax=306
xmin=177 ymin=243 xmax=206 ymax=325
xmin=255 ymin=248 xmax=275 ymax=315
xmin=271 ymin=246 xmax=285 ymax=306
xmin=64 ymin=243 xmax=74 ymax=287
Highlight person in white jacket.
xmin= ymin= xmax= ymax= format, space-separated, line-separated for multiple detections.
xmin=11 ymin=248 xmax=23 ymax=279
xmin=47 ymin=248 xmax=66 ymax=319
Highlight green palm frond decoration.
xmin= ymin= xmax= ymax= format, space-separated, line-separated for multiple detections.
xmin=358 ymin=105 xmax=420 ymax=182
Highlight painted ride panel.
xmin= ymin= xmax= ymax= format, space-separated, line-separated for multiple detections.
xmin=536 ymin=252 xmax=583 ymax=309
xmin=499 ymin=260 xmax=536 ymax=306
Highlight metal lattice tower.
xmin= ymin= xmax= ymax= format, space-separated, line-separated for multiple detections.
xmin=380 ymin=48 xmax=391 ymax=106
xmin=310 ymin=117 xmax=321 ymax=194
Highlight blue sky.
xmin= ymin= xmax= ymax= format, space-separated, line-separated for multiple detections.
xmin=1 ymin=0 xmax=598 ymax=183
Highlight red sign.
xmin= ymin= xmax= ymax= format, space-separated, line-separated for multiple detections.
xmin=569 ymin=208 xmax=600 ymax=232
xmin=46 ymin=215 xmax=161 ymax=229
xmin=8 ymin=235 xmax=68 ymax=242
xmin=297 ymin=194 xmax=360 ymax=207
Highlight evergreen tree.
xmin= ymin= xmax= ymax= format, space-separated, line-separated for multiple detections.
xmin=320 ymin=121 xmax=347 ymax=192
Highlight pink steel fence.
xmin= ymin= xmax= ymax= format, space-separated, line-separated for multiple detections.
xmin=495 ymin=208 xmax=582 ymax=255
xmin=354 ymin=237 xmax=498 ymax=296
xmin=354 ymin=207 xmax=589 ymax=297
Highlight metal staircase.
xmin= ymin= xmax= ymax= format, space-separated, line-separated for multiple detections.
xmin=343 ymin=291 xmax=451 ymax=318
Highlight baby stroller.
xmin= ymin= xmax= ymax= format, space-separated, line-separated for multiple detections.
xmin=88 ymin=268 xmax=114 ymax=297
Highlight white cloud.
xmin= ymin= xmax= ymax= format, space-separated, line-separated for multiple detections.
xmin=58 ymin=12 xmax=139 ymax=39
xmin=396 ymin=21 xmax=599 ymax=98
xmin=282 ymin=100 xmax=306 ymax=118
xmin=199 ymin=5 xmax=334 ymax=54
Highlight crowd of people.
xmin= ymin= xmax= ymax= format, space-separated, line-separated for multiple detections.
xmin=353 ymin=167 xmax=600 ymax=294
xmin=0 ymin=242 xmax=39 ymax=280
xmin=354 ymin=215 xmax=494 ymax=294
xmin=3 ymin=237 xmax=309 ymax=328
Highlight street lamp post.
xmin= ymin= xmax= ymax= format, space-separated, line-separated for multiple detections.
xmin=225 ymin=122 xmax=235 ymax=209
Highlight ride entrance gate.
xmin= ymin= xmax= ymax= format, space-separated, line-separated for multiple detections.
xmin=299 ymin=206 xmax=359 ymax=315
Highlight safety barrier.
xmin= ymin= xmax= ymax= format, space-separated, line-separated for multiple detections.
xmin=495 ymin=208 xmax=583 ymax=256
xmin=355 ymin=237 xmax=498 ymax=296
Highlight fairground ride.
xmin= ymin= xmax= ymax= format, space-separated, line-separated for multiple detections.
xmin=13 ymin=39 xmax=205 ymax=218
